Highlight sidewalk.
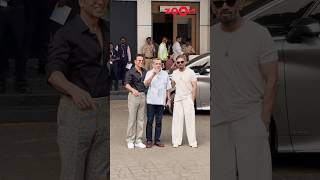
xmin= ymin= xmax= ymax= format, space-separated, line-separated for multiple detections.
xmin=110 ymin=100 xmax=210 ymax=180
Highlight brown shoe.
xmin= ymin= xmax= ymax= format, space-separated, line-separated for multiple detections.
xmin=154 ymin=142 xmax=165 ymax=147
xmin=146 ymin=141 xmax=153 ymax=148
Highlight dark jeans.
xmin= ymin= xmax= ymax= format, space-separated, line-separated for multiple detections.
xmin=146 ymin=104 xmax=165 ymax=142
xmin=119 ymin=58 xmax=128 ymax=85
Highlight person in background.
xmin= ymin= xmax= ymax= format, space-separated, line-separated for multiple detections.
xmin=116 ymin=36 xmax=132 ymax=85
xmin=157 ymin=37 xmax=168 ymax=69
xmin=184 ymin=39 xmax=196 ymax=56
xmin=172 ymin=36 xmax=183 ymax=61
xmin=142 ymin=37 xmax=155 ymax=70
xmin=110 ymin=42 xmax=120 ymax=91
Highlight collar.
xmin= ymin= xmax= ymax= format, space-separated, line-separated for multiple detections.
xmin=73 ymin=15 xmax=107 ymax=34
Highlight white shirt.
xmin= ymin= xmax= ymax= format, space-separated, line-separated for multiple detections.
xmin=171 ymin=67 xmax=197 ymax=102
xmin=158 ymin=42 xmax=167 ymax=61
xmin=212 ymin=20 xmax=278 ymax=125
xmin=144 ymin=70 xmax=171 ymax=105
xmin=172 ymin=41 xmax=183 ymax=60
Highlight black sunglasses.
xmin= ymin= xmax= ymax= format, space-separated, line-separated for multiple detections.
xmin=213 ymin=0 xmax=236 ymax=9
xmin=176 ymin=61 xmax=185 ymax=64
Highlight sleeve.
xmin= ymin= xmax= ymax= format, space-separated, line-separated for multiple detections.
xmin=115 ymin=45 xmax=118 ymax=51
xmin=144 ymin=71 xmax=151 ymax=83
xmin=127 ymin=46 xmax=131 ymax=62
xmin=46 ymin=29 xmax=70 ymax=80
xmin=259 ymin=28 xmax=278 ymax=64
xmin=124 ymin=70 xmax=131 ymax=85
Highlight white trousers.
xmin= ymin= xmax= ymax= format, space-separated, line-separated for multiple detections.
xmin=172 ymin=98 xmax=197 ymax=146
xmin=212 ymin=112 xmax=272 ymax=180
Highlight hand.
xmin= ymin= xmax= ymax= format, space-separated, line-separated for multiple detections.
xmin=261 ymin=112 xmax=271 ymax=130
xmin=132 ymin=89 xmax=140 ymax=97
xmin=70 ymin=86 xmax=96 ymax=110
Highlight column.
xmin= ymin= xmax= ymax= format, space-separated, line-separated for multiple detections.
xmin=200 ymin=0 xmax=210 ymax=54
xmin=137 ymin=0 xmax=152 ymax=54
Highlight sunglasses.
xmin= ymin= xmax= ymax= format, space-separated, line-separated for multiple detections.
xmin=213 ymin=0 xmax=236 ymax=9
xmin=176 ymin=61 xmax=185 ymax=64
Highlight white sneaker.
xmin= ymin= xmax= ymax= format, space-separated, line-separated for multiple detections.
xmin=127 ymin=142 xmax=134 ymax=149
xmin=134 ymin=142 xmax=146 ymax=149
xmin=173 ymin=144 xmax=179 ymax=148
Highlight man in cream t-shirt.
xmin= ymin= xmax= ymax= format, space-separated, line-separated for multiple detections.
xmin=171 ymin=54 xmax=198 ymax=148
xmin=212 ymin=0 xmax=278 ymax=180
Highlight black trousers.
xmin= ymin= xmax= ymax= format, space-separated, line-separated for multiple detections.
xmin=0 ymin=6 xmax=27 ymax=83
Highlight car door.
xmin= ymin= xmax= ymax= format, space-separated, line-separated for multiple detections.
xmin=251 ymin=0 xmax=320 ymax=152
xmin=282 ymin=1 xmax=320 ymax=152
xmin=197 ymin=56 xmax=210 ymax=110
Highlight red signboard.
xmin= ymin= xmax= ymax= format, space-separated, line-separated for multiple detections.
xmin=160 ymin=6 xmax=196 ymax=16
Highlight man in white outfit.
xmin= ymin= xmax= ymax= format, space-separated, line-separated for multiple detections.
xmin=172 ymin=36 xmax=183 ymax=61
xmin=212 ymin=0 xmax=278 ymax=179
xmin=171 ymin=54 xmax=197 ymax=148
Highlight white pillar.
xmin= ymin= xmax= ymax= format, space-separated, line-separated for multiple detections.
xmin=200 ymin=0 xmax=210 ymax=54
xmin=137 ymin=0 xmax=152 ymax=54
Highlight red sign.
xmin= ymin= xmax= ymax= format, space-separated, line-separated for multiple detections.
xmin=161 ymin=6 xmax=196 ymax=16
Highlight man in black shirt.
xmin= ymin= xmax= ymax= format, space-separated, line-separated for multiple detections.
xmin=46 ymin=0 xmax=109 ymax=179
xmin=124 ymin=54 xmax=147 ymax=149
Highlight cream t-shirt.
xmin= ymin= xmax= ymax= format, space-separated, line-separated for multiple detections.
xmin=212 ymin=20 xmax=278 ymax=125
xmin=172 ymin=67 xmax=197 ymax=102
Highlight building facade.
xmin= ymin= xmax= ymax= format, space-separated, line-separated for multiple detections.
xmin=111 ymin=0 xmax=210 ymax=56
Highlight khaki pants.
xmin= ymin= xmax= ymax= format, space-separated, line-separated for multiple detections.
xmin=212 ymin=112 xmax=272 ymax=180
xmin=126 ymin=93 xmax=146 ymax=144
xmin=57 ymin=95 xmax=109 ymax=180
xmin=172 ymin=97 xmax=197 ymax=146
xmin=144 ymin=58 xmax=153 ymax=70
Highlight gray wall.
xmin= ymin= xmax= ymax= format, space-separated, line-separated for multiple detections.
xmin=110 ymin=1 xmax=137 ymax=59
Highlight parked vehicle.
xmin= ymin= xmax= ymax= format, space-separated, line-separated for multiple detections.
xmin=214 ymin=0 xmax=320 ymax=154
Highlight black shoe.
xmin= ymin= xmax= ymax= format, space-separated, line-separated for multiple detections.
xmin=15 ymin=83 xmax=32 ymax=94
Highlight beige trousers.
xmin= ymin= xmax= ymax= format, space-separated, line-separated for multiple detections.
xmin=172 ymin=97 xmax=197 ymax=146
xmin=144 ymin=58 xmax=153 ymax=70
xmin=126 ymin=93 xmax=146 ymax=144
xmin=212 ymin=112 xmax=272 ymax=180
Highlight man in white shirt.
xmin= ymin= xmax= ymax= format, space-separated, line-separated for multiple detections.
xmin=212 ymin=0 xmax=278 ymax=180
xmin=144 ymin=58 xmax=171 ymax=148
xmin=172 ymin=36 xmax=183 ymax=61
xmin=171 ymin=54 xmax=197 ymax=148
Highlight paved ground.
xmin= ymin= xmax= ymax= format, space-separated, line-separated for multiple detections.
xmin=110 ymin=100 xmax=210 ymax=180
xmin=0 ymin=100 xmax=320 ymax=180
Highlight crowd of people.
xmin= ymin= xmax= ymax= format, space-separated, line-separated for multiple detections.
xmin=109 ymin=35 xmax=196 ymax=91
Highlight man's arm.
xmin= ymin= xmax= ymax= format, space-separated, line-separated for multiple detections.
xmin=260 ymin=62 xmax=278 ymax=129
xmin=124 ymin=70 xmax=140 ymax=96
xmin=144 ymin=71 xmax=157 ymax=87
xmin=191 ymin=80 xmax=197 ymax=102
xmin=46 ymin=30 xmax=96 ymax=110
xmin=48 ymin=71 xmax=96 ymax=110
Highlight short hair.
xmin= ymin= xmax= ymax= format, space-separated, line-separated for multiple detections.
xmin=120 ymin=36 xmax=126 ymax=40
xmin=152 ymin=58 xmax=161 ymax=64
xmin=146 ymin=37 xmax=151 ymax=41
xmin=176 ymin=54 xmax=187 ymax=61
xmin=176 ymin=36 xmax=181 ymax=40
xmin=135 ymin=54 xmax=145 ymax=60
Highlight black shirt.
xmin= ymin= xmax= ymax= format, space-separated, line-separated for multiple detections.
xmin=125 ymin=67 xmax=147 ymax=93
xmin=46 ymin=15 xmax=110 ymax=98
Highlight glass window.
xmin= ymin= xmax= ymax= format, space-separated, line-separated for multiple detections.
xmin=253 ymin=0 xmax=316 ymax=37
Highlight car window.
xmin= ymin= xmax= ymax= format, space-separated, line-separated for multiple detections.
xmin=308 ymin=2 xmax=320 ymax=21
xmin=253 ymin=0 xmax=316 ymax=37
